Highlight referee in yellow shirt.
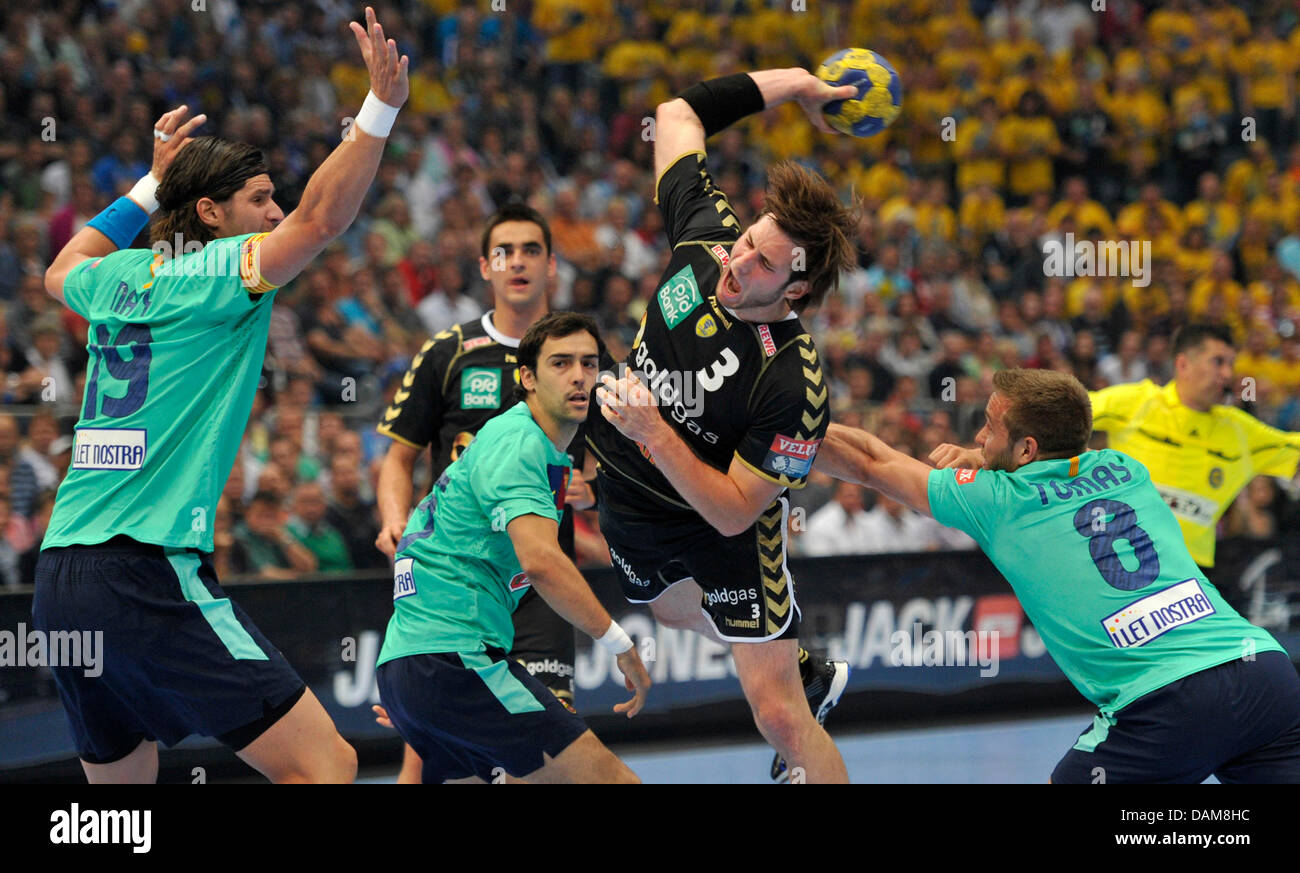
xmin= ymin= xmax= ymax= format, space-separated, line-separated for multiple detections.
xmin=1089 ymin=324 xmax=1300 ymax=570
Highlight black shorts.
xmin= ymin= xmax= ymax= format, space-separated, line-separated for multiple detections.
xmin=1052 ymin=650 xmax=1300 ymax=784
xmin=31 ymin=537 xmax=306 ymax=765
xmin=511 ymin=587 xmax=577 ymax=710
xmin=597 ymin=473 xmax=800 ymax=643
xmin=375 ymin=648 xmax=589 ymax=782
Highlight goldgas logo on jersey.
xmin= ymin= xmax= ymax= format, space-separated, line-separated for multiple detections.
xmin=711 ymin=244 xmax=730 ymax=266
xmin=695 ymin=313 xmax=718 ymax=338
xmin=460 ymin=368 xmax=501 ymax=409
xmin=547 ymin=463 xmax=571 ymax=512
xmin=955 ymin=469 xmax=978 ymax=485
xmin=761 ymin=435 xmax=821 ymax=477
xmin=758 ymin=324 xmax=776 ymax=356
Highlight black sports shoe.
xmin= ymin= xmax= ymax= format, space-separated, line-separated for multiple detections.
xmin=771 ymin=656 xmax=850 ymax=782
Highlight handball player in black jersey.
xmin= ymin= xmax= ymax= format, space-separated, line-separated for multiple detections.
xmin=590 ymin=69 xmax=860 ymax=782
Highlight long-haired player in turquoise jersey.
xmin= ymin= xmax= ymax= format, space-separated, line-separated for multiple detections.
xmin=815 ymin=369 xmax=1300 ymax=783
xmin=32 ymin=6 xmax=407 ymax=784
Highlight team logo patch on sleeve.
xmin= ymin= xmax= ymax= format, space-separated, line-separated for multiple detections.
xmin=758 ymin=324 xmax=776 ymax=357
xmin=761 ymin=435 xmax=821 ymax=477
xmin=508 ymin=572 xmax=531 ymax=591
xmin=460 ymin=368 xmax=501 ymax=409
xmin=955 ymin=469 xmax=978 ymax=485
xmin=695 ymin=313 xmax=718 ymax=338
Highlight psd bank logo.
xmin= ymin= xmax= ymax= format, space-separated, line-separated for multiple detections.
xmin=461 ymin=368 xmax=501 ymax=409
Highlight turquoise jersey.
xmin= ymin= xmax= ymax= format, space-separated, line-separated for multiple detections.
xmin=927 ymin=449 xmax=1284 ymax=714
xmin=377 ymin=403 xmax=571 ymax=661
xmin=43 ymin=233 xmax=279 ymax=552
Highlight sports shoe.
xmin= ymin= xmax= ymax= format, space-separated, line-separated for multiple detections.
xmin=771 ymin=656 xmax=850 ymax=782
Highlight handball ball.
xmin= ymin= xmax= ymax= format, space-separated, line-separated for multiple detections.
xmin=816 ymin=48 xmax=903 ymax=137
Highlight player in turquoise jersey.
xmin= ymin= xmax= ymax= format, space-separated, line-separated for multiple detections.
xmin=816 ymin=369 xmax=1300 ymax=782
xmin=375 ymin=313 xmax=650 ymax=783
xmin=32 ymin=7 xmax=409 ymax=784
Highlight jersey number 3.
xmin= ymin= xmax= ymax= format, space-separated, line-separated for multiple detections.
xmin=1072 ymin=498 xmax=1161 ymax=591
xmin=83 ymin=323 xmax=153 ymax=420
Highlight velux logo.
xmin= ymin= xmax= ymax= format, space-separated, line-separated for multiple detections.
xmin=774 ymin=436 xmax=818 ymax=458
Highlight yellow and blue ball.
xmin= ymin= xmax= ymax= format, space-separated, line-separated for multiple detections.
xmin=816 ymin=48 xmax=903 ymax=138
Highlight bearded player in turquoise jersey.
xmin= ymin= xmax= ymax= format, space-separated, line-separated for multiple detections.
xmin=32 ymin=7 xmax=407 ymax=784
xmin=376 ymin=313 xmax=650 ymax=783
xmin=816 ymin=369 xmax=1300 ymax=783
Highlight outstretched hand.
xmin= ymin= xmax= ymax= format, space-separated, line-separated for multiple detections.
xmin=929 ymin=443 xmax=983 ymax=470
xmin=795 ymin=73 xmax=857 ymax=135
xmin=349 ymin=6 xmax=410 ymax=108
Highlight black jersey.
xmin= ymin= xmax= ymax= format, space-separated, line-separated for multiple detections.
xmin=378 ymin=311 xmax=524 ymax=480
xmin=376 ymin=311 xmax=597 ymax=556
xmin=586 ymin=152 xmax=830 ymax=518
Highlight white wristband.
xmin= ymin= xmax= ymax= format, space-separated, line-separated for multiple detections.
xmin=354 ymin=90 xmax=400 ymax=138
xmin=597 ymin=620 xmax=634 ymax=655
xmin=128 ymin=173 xmax=161 ymax=214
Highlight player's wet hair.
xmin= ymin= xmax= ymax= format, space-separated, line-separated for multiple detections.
xmin=515 ymin=311 xmax=604 ymax=400
xmin=481 ymin=202 xmax=553 ymax=258
xmin=150 ymin=137 xmax=269 ymax=248
xmin=759 ymin=161 xmax=858 ymax=314
xmin=1172 ymin=323 xmax=1234 ymax=359
xmin=992 ymin=369 xmax=1092 ymax=458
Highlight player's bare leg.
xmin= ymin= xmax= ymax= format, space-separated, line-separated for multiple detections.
xmin=732 ymin=638 xmax=847 ymax=783
xmin=82 ymin=738 xmax=159 ymax=784
xmin=523 ymin=729 xmax=638 ymax=784
xmin=236 ymin=688 xmax=357 ymax=783
xmin=397 ymin=742 xmax=422 ymax=784
xmin=647 ymin=578 xmax=725 ymax=643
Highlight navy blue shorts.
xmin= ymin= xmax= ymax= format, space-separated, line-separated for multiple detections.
xmin=598 ymin=473 xmax=800 ymax=643
xmin=376 ymin=648 xmax=589 ymax=783
xmin=1052 ymin=650 xmax=1300 ymax=784
xmin=511 ymin=587 xmax=577 ymax=711
xmin=32 ymin=537 xmax=306 ymax=765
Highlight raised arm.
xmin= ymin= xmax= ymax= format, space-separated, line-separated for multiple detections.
xmin=256 ymin=6 xmax=409 ymax=287
xmin=653 ymin=69 xmax=854 ymax=183
xmin=44 ymin=104 xmax=207 ymax=304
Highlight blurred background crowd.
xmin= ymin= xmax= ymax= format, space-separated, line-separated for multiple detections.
xmin=2 ymin=0 xmax=1300 ymax=583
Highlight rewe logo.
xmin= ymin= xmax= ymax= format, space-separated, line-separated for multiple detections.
xmin=1042 ymin=233 xmax=1151 ymax=288
xmin=50 ymin=804 xmax=151 ymax=853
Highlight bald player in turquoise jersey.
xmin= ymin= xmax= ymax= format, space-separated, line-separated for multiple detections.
xmin=32 ymin=7 xmax=409 ymax=784
xmin=815 ymin=369 xmax=1300 ymax=783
